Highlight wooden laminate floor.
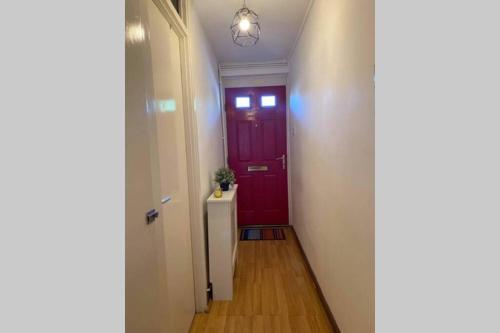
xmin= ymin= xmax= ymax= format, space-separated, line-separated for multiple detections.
xmin=189 ymin=227 xmax=334 ymax=333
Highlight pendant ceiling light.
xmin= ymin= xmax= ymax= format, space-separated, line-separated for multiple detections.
xmin=230 ymin=0 xmax=260 ymax=47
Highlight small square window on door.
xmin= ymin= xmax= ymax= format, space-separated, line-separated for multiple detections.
xmin=235 ymin=96 xmax=251 ymax=109
xmin=261 ymin=95 xmax=276 ymax=107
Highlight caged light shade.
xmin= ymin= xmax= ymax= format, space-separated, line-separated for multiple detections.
xmin=230 ymin=1 xmax=260 ymax=47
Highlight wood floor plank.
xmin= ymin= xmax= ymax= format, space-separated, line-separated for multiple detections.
xmin=204 ymin=315 xmax=226 ymax=333
xmin=224 ymin=316 xmax=252 ymax=333
xmin=189 ymin=227 xmax=334 ymax=333
xmin=189 ymin=314 xmax=208 ymax=332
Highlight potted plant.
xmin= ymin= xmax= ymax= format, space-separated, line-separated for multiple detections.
xmin=214 ymin=167 xmax=236 ymax=191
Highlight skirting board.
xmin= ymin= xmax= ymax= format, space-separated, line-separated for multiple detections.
xmin=291 ymin=226 xmax=342 ymax=333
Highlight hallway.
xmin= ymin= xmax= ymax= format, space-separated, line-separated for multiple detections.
xmin=126 ymin=0 xmax=374 ymax=331
xmin=190 ymin=228 xmax=334 ymax=333
xmin=4 ymin=0 xmax=498 ymax=332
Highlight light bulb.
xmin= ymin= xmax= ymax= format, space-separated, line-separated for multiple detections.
xmin=239 ymin=18 xmax=250 ymax=31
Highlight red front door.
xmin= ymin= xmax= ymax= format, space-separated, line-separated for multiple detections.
xmin=226 ymin=86 xmax=289 ymax=226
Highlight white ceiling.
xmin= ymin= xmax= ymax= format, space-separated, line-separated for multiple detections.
xmin=192 ymin=0 xmax=311 ymax=64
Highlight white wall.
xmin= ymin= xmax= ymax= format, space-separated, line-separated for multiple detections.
xmin=221 ymin=74 xmax=287 ymax=88
xmin=288 ymin=0 xmax=374 ymax=332
xmin=188 ymin=4 xmax=225 ymax=311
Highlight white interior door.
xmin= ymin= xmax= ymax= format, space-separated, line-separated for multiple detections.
xmin=127 ymin=0 xmax=195 ymax=332
xmin=125 ymin=0 xmax=163 ymax=332
xmin=147 ymin=1 xmax=195 ymax=332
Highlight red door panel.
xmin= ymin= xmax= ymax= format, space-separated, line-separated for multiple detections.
xmin=226 ymin=86 xmax=289 ymax=226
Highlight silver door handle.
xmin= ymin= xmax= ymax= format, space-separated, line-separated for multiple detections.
xmin=276 ymin=154 xmax=286 ymax=170
xmin=161 ymin=196 xmax=172 ymax=204
xmin=146 ymin=209 xmax=159 ymax=224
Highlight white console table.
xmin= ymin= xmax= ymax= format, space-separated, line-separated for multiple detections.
xmin=207 ymin=184 xmax=238 ymax=300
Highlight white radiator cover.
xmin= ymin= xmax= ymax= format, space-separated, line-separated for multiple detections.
xmin=207 ymin=185 xmax=238 ymax=300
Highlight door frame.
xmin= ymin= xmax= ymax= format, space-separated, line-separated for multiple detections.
xmin=217 ymin=64 xmax=293 ymax=227
xmin=141 ymin=0 xmax=208 ymax=312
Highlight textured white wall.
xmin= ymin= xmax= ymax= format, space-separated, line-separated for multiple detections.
xmin=288 ymin=0 xmax=374 ymax=332
xmin=188 ymin=6 xmax=225 ymax=311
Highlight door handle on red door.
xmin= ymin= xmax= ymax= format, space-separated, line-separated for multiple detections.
xmin=276 ymin=154 xmax=286 ymax=170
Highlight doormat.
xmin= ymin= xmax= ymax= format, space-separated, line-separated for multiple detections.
xmin=240 ymin=228 xmax=285 ymax=241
